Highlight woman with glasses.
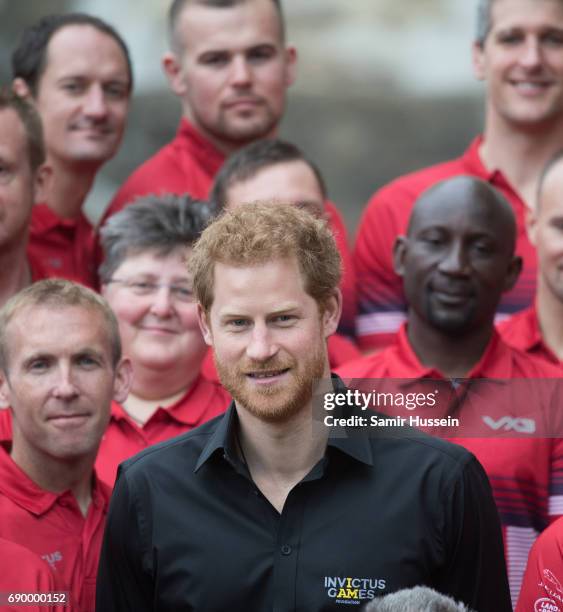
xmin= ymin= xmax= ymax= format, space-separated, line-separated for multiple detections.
xmin=95 ymin=194 xmax=230 ymax=486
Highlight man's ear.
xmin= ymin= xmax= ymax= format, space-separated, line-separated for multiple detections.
xmin=526 ymin=208 xmax=538 ymax=246
xmin=162 ymin=52 xmax=187 ymax=97
xmin=472 ymin=40 xmax=486 ymax=81
xmin=284 ymin=45 xmax=298 ymax=88
xmin=112 ymin=358 xmax=133 ymax=405
xmin=503 ymin=256 xmax=523 ymax=293
xmin=0 ymin=370 xmax=11 ymax=409
xmin=12 ymin=78 xmax=32 ymax=100
xmin=197 ymin=304 xmax=213 ymax=347
xmin=393 ymin=236 xmax=409 ymax=278
xmin=34 ymin=164 xmax=52 ymax=205
xmin=322 ymin=289 xmax=342 ymax=339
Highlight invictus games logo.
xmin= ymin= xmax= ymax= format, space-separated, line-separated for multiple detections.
xmin=324 ymin=576 xmax=386 ymax=605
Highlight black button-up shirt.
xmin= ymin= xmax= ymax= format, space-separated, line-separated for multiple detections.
xmin=96 ymin=378 xmax=511 ymax=612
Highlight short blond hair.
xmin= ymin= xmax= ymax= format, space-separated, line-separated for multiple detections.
xmin=189 ymin=202 xmax=342 ymax=312
xmin=0 ymin=279 xmax=121 ymax=372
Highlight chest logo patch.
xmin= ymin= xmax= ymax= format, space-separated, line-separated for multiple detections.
xmin=324 ymin=576 xmax=386 ymax=605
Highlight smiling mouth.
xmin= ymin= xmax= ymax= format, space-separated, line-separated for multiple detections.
xmin=246 ymin=369 xmax=290 ymax=379
xmin=141 ymin=326 xmax=177 ymax=334
xmin=511 ymin=80 xmax=553 ymax=92
xmin=48 ymin=414 xmax=90 ymax=427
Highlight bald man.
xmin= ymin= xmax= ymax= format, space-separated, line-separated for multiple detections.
xmin=338 ymin=176 xmax=563 ymax=605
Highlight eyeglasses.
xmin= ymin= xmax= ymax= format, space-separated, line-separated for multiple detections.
xmin=107 ymin=279 xmax=194 ymax=302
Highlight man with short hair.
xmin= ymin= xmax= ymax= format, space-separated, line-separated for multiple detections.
xmin=355 ymin=0 xmax=563 ymax=350
xmin=0 ymin=279 xmax=131 ymax=612
xmin=499 ymin=151 xmax=563 ymax=366
xmin=338 ymin=176 xmax=563 ymax=604
xmin=12 ymin=13 xmax=133 ymax=286
xmin=0 ymin=87 xmax=50 ymax=307
xmin=96 ymin=202 xmax=510 ymax=611
xmin=100 ymin=0 xmax=356 ymax=335
xmin=210 ymin=137 xmax=359 ymax=341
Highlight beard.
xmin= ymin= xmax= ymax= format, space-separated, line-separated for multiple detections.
xmin=199 ymin=100 xmax=280 ymax=148
xmin=214 ymin=338 xmax=327 ymax=424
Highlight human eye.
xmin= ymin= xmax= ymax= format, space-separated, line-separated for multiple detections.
xmin=61 ymin=79 xmax=85 ymax=94
xmin=419 ymin=230 xmax=445 ymax=247
xmin=496 ymin=30 xmax=523 ymax=45
xmin=75 ymin=353 xmax=101 ymax=369
xmin=0 ymin=162 xmax=13 ymax=185
xmin=127 ymin=280 xmax=156 ymax=294
xmin=247 ymin=45 xmax=276 ymax=63
xmin=104 ymin=82 xmax=129 ymax=99
xmin=225 ymin=318 xmax=250 ymax=331
xmin=200 ymin=52 xmax=229 ymax=67
xmin=543 ymin=30 xmax=563 ymax=46
xmin=474 ymin=241 xmax=493 ymax=254
xmin=272 ymin=314 xmax=297 ymax=326
xmin=171 ymin=285 xmax=194 ymax=301
xmin=26 ymin=358 xmax=51 ymax=373
xmin=549 ymin=217 xmax=563 ymax=231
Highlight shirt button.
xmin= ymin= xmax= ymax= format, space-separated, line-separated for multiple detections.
xmin=281 ymin=545 xmax=292 ymax=556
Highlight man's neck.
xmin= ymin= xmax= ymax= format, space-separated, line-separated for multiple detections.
xmin=182 ymin=110 xmax=277 ymax=157
xmin=10 ymin=437 xmax=96 ymax=517
xmin=235 ymin=401 xmax=329 ymax=513
xmin=536 ymin=281 xmax=563 ymax=360
xmin=407 ymin=315 xmax=493 ymax=379
xmin=128 ymin=359 xmax=200 ymax=404
xmin=480 ymin=110 xmax=563 ymax=209
xmin=0 ymin=243 xmax=32 ymax=308
xmin=124 ymin=386 xmax=190 ymax=427
xmin=45 ymin=156 xmax=97 ymax=220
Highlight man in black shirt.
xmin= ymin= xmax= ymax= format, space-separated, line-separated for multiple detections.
xmin=96 ymin=203 xmax=511 ymax=611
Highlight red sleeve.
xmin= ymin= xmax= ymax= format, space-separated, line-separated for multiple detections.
xmin=354 ymin=182 xmax=413 ymax=351
xmin=0 ymin=538 xmax=62 ymax=612
xmin=325 ymin=201 xmax=356 ymax=338
xmin=516 ymin=518 xmax=563 ymax=611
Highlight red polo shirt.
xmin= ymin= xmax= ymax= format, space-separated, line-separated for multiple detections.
xmin=95 ymin=376 xmax=230 ymax=486
xmin=0 ymin=444 xmax=109 ymax=612
xmin=516 ymin=517 xmax=563 ymax=611
xmin=99 ymin=119 xmax=357 ymax=336
xmin=498 ymin=304 xmax=561 ymax=368
xmin=0 ymin=538 xmax=60 ymax=612
xmin=28 ymin=204 xmax=97 ymax=288
xmin=28 ymin=251 xmax=50 ymax=282
xmin=355 ymin=136 xmax=537 ymax=350
xmin=336 ymin=326 xmax=563 ymax=605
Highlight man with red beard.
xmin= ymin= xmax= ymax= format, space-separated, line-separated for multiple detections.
xmin=96 ymin=203 xmax=510 ymax=611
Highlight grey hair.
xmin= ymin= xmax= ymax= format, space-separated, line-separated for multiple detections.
xmin=98 ymin=194 xmax=215 ymax=284
xmin=475 ymin=0 xmax=493 ymax=46
xmin=363 ymin=587 xmax=471 ymax=612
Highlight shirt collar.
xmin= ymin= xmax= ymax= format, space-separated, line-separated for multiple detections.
xmin=393 ymin=324 xmax=515 ymax=379
xmin=460 ymin=136 xmax=525 ymax=205
xmin=111 ymin=376 xmax=220 ymax=428
xmin=518 ymin=303 xmax=548 ymax=349
xmin=177 ymin=118 xmax=226 ymax=179
xmin=30 ymin=203 xmax=90 ymax=233
xmin=0 ymin=442 xmax=108 ymax=516
xmin=195 ymin=375 xmax=374 ymax=473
